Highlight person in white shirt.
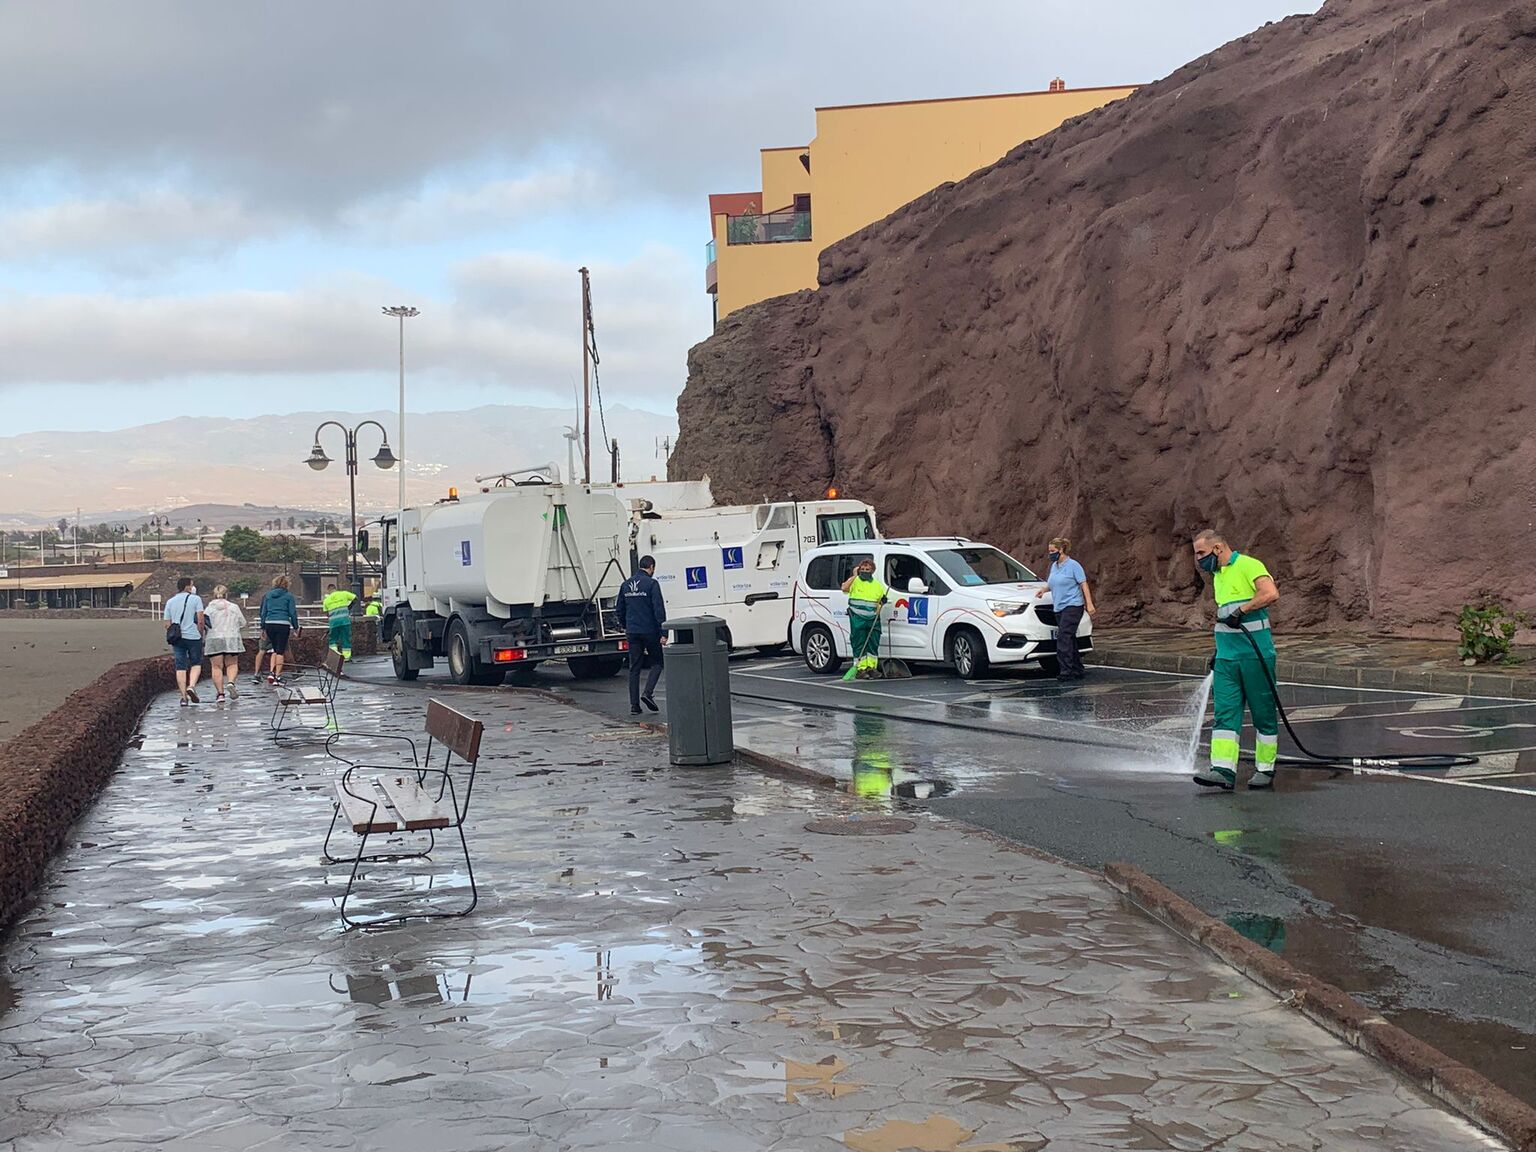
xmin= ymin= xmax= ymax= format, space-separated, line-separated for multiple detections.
xmin=202 ymin=585 xmax=247 ymax=704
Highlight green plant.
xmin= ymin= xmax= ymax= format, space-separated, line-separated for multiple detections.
xmin=1455 ymin=600 xmax=1532 ymax=664
xmin=228 ymin=576 xmax=260 ymax=598
xmin=221 ymin=525 xmax=265 ymax=562
xmin=727 ymin=213 xmax=759 ymax=244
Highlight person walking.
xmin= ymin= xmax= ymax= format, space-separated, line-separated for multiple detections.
xmin=163 ymin=576 xmax=206 ymax=706
xmin=322 ymin=583 xmax=358 ymax=659
xmin=252 ymin=626 xmax=272 ymax=686
xmin=841 ymin=555 xmax=888 ymax=679
xmin=1191 ymin=528 xmax=1281 ymax=791
xmin=1035 ymin=537 xmax=1096 ymax=681
xmin=616 ymin=555 xmax=667 ymax=716
xmin=202 ymin=585 xmax=247 ymax=703
xmin=258 ymin=574 xmax=300 ymax=686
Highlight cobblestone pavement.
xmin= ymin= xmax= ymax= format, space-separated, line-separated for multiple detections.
xmin=0 ymin=679 xmax=1506 ymax=1150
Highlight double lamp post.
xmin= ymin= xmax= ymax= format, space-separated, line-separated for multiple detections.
xmin=306 ymin=421 xmax=395 ymax=598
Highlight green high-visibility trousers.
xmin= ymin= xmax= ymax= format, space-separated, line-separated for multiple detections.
xmin=1211 ymin=655 xmax=1279 ymax=775
xmin=328 ymin=616 xmax=353 ymax=660
xmin=849 ymin=601 xmax=882 ymax=672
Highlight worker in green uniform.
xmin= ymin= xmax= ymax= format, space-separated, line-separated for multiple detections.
xmin=1192 ymin=528 xmax=1281 ymax=791
xmin=841 ymin=556 xmax=889 ymax=679
xmin=322 ymin=583 xmax=359 ymax=659
xmin=364 ymin=598 xmax=381 ymax=617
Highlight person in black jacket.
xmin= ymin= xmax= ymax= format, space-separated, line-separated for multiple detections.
xmin=616 ymin=555 xmax=667 ymax=715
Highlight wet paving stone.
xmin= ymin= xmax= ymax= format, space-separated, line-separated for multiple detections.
xmin=0 ymin=680 xmax=1508 ymax=1150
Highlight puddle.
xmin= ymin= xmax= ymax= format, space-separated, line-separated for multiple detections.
xmin=720 ymin=1055 xmax=862 ymax=1103
xmin=844 ymin=1113 xmax=1019 ymax=1152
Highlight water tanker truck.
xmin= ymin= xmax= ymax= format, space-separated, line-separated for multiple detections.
xmin=375 ymin=478 xmax=631 ymax=685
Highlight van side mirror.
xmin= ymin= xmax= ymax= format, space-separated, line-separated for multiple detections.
xmin=356 ymin=530 xmax=369 ymax=553
xmin=907 ymin=577 xmax=928 ymax=594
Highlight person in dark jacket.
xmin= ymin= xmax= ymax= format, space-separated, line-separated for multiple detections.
xmin=258 ymin=574 xmax=301 ymax=686
xmin=616 ymin=555 xmax=667 ymax=715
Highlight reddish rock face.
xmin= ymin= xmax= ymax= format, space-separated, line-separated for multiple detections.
xmin=672 ymin=0 xmax=1536 ymax=633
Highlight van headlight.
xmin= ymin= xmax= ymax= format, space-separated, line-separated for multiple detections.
xmin=988 ymin=600 xmax=1027 ymax=617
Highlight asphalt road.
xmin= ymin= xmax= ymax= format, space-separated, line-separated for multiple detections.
xmin=349 ymin=650 xmax=1536 ymax=1104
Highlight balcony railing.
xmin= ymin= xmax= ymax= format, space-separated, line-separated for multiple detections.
xmin=725 ymin=209 xmax=811 ymax=245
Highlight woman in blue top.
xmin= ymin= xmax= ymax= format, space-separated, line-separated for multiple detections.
xmin=258 ymin=574 xmax=301 ymax=685
xmin=1035 ymin=536 xmax=1096 ymax=681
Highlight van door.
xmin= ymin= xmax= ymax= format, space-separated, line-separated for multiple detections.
xmin=797 ymin=551 xmax=867 ymax=657
xmin=883 ymin=552 xmax=951 ymax=658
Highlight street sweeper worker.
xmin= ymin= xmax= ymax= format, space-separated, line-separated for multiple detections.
xmin=1191 ymin=528 xmax=1281 ymax=791
xmin=841 ymin=556 xmax=888 ymax=679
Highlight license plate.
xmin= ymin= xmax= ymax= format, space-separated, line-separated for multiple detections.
xmin=554 ymin=643 xmax=590 ymax=655
xmin=1049 ymin=629 xmax=1058 ymax=639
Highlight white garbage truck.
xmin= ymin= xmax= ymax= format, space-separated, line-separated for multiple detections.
xmin=628 ymin=495 xmax=879 ymax=652
xmin=374 ymin=479 xmax=632 ymax=685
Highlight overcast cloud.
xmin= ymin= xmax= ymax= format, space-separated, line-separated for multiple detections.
xmin=0 ymin=0 xmax=1319 ymax=435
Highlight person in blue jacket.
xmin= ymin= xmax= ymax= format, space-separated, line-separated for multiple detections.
xmin=616 ymin=555 xmax=667 ymax=715
xmin=258 ymin=574 xmax=301 ymax=686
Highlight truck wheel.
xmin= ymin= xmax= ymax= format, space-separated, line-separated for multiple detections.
xmin=950 ymin=627 xmax=990 ymax=680
xmin=446 ymin=620 xmax=477 ymax=686
xmin=390 ymin=631 xmax=419 ymax=682
xmin=802 ymin=625 xmax=843 ymax=676
xmin=569 ymin=654 xmax=625 ymax=680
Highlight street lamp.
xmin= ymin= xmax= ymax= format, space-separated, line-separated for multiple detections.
xmin=382 ymin=305 xmax=419 ymax=511
xmin=306 ymin=419 xmax=396 ymax=597
xmin=146 ymin=515 xmax=170 ymax=561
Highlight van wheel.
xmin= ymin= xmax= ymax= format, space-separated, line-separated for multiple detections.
xmin=802 ymin=625 xmax=843 ymax=675
xmin=950 ymin=627 xmax=990 ymax=680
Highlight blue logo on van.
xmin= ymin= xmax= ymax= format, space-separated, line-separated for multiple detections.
xmin=905 ymin=596 xmax=929 ymax=625
xmin=686 ymin=566 xmax=708 ymax=590
xmin=722 ymin=546 xmax=743 ymax=570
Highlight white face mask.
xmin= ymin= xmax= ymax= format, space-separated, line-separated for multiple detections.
xmin=189 ymin=586 xmax=197 ymax=596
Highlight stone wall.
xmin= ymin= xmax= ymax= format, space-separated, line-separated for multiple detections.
xmin=0 ymin=656 xmax=176 ymax=932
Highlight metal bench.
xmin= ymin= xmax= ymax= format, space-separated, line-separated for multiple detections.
xmin=321 ymin=699 xmax=484 ymax=929
xmin=269 ymin=648 xmax=344 ymax=740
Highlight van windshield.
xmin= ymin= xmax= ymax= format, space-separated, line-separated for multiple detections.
xmin=929 ymin=546 xmax=1038 ymax=587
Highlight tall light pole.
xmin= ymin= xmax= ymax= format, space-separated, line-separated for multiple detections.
xmin=306 ymin=420 xmax=396 ymax=598
xmin=382 ymin=305 xmax=419 ymax=510
xmin=147 ymin=515 xmax=170 ymax=561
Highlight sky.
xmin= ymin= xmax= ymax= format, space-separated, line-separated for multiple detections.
xmin=0 ymin=0 xmax=1319 ymax=437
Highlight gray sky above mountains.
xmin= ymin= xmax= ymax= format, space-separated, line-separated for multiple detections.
xmin=0 ymin=0 xmax=1319 ymax=435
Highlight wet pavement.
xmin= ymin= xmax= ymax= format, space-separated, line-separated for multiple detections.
xmin=370 ymin=653 xmax=1536 ymax=1106
xmin=0 ymin=676 xmax=1509 ymax=1150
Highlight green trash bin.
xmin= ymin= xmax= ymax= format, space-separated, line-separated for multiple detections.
xmin=663 ymin=615 xmax=733 ymax=765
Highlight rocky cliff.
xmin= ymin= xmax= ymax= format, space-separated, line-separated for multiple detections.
xmin=672 ymin=0 xmax=1536 ymax=632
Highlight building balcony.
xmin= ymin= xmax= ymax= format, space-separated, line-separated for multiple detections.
xmin=725 ymin=208 xmax=811 ymax=245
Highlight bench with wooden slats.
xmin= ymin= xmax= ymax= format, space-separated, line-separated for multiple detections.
xmin=322 ymin=698 xmax=486 ymax=929
xmin=270 ymin=647 xmax=345 ymax=739
xmin=335 ymin=772 xmax=453 ymax=834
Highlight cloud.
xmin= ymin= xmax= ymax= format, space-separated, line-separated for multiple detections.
xmin=0 ymin=1 xmax=1319 ymax=216
xmin=0 ymin=245 xmax=710 ymax=408
xmin=339 ymin=165 xmax=611 ymax=243
xmin=0 ymin=190 xmax=271 ymax=264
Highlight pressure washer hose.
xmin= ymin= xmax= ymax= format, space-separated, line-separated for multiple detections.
xmin=1227 ymin=620 xmax=1478 ymax=772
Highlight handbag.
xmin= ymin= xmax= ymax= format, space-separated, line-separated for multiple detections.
xmin=166 ymin=592 xmax=194 ymax=646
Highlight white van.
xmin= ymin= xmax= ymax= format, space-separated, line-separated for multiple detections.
xmin=635 ymin=497 xmax=878 ymax=651
xmin=789 ymin=537 xmax=1092 ymax=679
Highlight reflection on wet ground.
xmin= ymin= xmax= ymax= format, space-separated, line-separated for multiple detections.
xmin=0 ymin=678 xmax=1503 ymax=1150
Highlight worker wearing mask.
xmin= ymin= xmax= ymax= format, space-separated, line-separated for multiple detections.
xmin=1191 ymin=528 xmax=1281 ymax=791
xmin=840 ymin=556 xmax=888 ymax=679
xmin=322 ymin=583 xmax=358 ymax=660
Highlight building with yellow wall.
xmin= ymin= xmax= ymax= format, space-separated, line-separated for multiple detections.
xmin=705 ymin=81 xmax=1138 ymax=323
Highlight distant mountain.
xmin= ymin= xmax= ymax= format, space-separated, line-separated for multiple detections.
xmin=0 ymin=404 xmax=678 ymax=521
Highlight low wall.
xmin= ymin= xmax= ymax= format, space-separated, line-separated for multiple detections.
xmin=226 ymin=620 xmax=380 ymax=671
xmin=0 ymin=655 xmax=176 ymax=932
